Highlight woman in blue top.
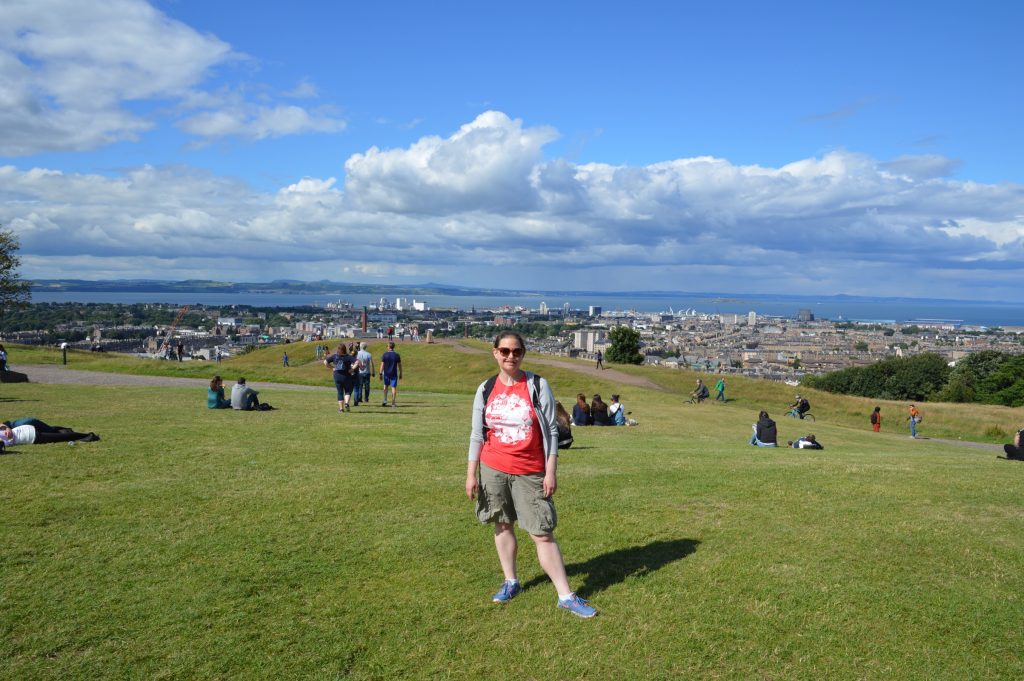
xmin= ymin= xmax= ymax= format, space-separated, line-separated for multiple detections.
xmin=207 ymin=376 xmax=231 ymax=409
xmin=325 ymin=344 xmax=360 ymax=412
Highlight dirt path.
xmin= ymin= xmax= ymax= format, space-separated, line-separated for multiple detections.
xmin=437 ymin=338 xmax=665 ymax=391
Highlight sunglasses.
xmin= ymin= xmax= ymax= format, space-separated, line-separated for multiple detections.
xmin=496 ymin=347 xmax=525 ymax=358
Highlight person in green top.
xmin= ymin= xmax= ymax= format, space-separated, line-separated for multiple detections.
xmin=714 ymin=377 xmax=726 ymax=402
xmin=207 ymin=376 xmax=231 ymax=409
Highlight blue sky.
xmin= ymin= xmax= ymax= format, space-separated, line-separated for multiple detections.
xmin=2 ymin=0 xmax=1022 ymax=301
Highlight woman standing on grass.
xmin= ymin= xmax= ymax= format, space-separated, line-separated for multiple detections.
xmin=465 ymin=331 xmax=596 ymax=618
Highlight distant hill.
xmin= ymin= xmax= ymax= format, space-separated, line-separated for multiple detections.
xmin=29 ymin=278 xmax=1008 ymax=307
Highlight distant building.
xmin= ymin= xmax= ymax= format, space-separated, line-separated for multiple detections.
xmin=747 ymin=311 xmax=757 ymax=326
xmin=797 ymin=309 xmax=814 ymax=322
xmin=539 ymin=301 xmax=548 ymax=314
xmin=589 ymin=306 xmax=602 ymax=317
xmin=563 ymin=302 xmax=571 ymax=315
xmin=572 ymin=329 xmax=606 ymax=353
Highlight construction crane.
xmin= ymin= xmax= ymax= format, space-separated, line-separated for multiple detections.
xmin=158 ymin=305 xmax=190 ymax=357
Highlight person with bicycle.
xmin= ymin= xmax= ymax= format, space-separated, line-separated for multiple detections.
xmin=691 ymin=379 xmax=710 ymax=404
xmin=789 ymin=395 xmax=811 ymax=419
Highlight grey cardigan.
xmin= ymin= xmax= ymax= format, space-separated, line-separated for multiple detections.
xmin=467 ymin=371 xmax=558 ymax=462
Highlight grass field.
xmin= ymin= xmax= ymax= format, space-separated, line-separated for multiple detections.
xmin=2 ymin=342 xmax=1023 ymax=679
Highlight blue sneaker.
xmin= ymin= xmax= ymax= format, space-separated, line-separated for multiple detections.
xmin=557 ymin=593 xmax=597 ymax=618
xmin=492 ymin=580 xmax=522 ymax=603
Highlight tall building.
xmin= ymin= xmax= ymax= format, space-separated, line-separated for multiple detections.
xmin=572 ymin=329 xmax=606 ymax=352
xmin=748 ymin=311 xmax=757 ymax=326
xmin=589 ymin=305 xmax=602 ymax=317
xmin=563 ymin=302 xmax=570 ymax=315
xmin=797 ymin=308 xmax=814 ymax=322
xmin=539 ymin=301 xmax=548 ymax=314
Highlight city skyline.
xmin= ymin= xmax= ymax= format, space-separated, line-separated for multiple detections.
xmin=2 ymin=1 xmax=1022 ymax=302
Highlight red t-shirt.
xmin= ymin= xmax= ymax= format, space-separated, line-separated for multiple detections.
xmin=480 ymin=375 xmax=545 ymax=475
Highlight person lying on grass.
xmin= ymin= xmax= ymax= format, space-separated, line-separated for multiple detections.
xmin=0 ymin=418 xmax=100 ymax=447
xmin=787 ymin=434 xmax=824 ymax=449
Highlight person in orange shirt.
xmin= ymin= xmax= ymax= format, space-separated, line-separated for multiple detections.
xmin=870 ymin=406 xmax=881 ymax=432
xmin=908 ymin=404 xmax=920 ymax=438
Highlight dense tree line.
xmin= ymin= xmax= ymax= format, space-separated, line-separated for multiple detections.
xmin=803 ymin=350 xmax=1024 ymax=406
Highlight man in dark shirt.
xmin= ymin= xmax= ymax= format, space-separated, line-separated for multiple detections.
xmin=379 ymin=341 xmax=402 ymax=408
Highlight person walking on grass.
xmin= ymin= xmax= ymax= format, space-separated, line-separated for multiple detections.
xmin=871 ymin=406 xmax=882 ymax=432
xmin=355 ymin=342 xmax=374 ymax=406
xmin=714 ymin=377 xmax=726 ymax=402
xmin=595 ymin=349 xmax=604 ymax=370
xmin=908 ymin=404 xmax=921 ymax=439
xmin=379 ymin=341 xmax=402 ymax=408
xmin=282 ymin=351 xmax=289 ymax=368
xmin=324 ymin=344 xmax=359 ymax=413
xmin=465 ymin=330 xmax=596 ymax=618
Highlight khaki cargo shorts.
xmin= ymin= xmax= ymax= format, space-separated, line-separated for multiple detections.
xmin=475 ymin=463 xmax=557 ymax=536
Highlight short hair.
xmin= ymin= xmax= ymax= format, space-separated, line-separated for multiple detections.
xmin=238 ymin=377 xmax=246 ymax=384
xmin=388 ymin=341 xmax=395 ymax=349
xmin=759 ymin=410 xmax=769 ymax=419
xmin=361 ymin=342 xmax=368 ymax=350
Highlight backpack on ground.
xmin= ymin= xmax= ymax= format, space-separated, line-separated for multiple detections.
xmin=557 ymin=423 xmax=574 ymax=450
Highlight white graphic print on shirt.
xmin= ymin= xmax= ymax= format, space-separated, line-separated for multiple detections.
xmin=486 ymin=391 xmax=534 ymax=445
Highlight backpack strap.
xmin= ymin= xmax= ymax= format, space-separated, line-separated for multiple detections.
xmin=481 ymin=374 xmax=498 ymax=442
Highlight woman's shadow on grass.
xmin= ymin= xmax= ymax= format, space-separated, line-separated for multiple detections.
xmin=523 ymin=538 xmax=699 ymax=597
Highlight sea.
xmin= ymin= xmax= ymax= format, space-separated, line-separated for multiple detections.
xmin=28 ymin=290 xmax=1024 ymax=328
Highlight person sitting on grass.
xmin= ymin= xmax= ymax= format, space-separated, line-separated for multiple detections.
xmin=590 ymin=394 xmax=610 ymax=426
xmin=1003 ymin=428 xmax=1024 ymax=461
xmin=608 ymin=394 xmax=627 ymax=426
xmin=749 ymin=410 xmax=778 ymax=447
xmin=0 ymin=419 xmax=99 ymax=447
xmin=787 ymin=434 xmax=824 ymax=450
xmin=571 ymin=393 xmax=591 ymax=426
xmin=231 ymin=377 xmax=272 ymax=411
xmin=208 ymin=376 xmax=231 ymax=409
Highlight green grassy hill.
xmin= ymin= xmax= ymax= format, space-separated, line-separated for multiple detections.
xmin=2 ymin=342 xmax=1022 ymax=679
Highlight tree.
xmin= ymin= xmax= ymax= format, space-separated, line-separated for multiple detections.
xmin=0 ymin=228 xmax=31 ymax=319
xmin=605 ymin=326 xmax=644 ymax=365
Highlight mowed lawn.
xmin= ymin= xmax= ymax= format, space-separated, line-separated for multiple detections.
xmin=1 ymin=354 xmax=1023 ymax=679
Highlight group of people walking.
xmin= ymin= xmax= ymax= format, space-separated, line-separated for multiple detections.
xmin=324 ymin=341 xmax=402 ymax=411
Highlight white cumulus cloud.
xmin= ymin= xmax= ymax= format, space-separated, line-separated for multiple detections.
xmin=2 ymin=111 xmax=1023 ymax=300
xmin=0 ymin=0 xmax=345 ymax=154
